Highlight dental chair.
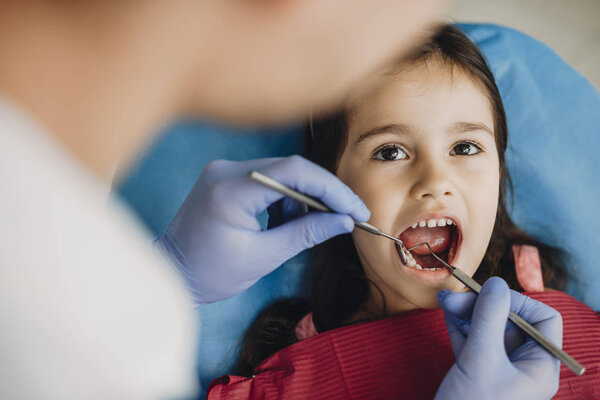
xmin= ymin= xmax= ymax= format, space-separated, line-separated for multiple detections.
xmin=115 ymin=24 xmax=600 ymax=396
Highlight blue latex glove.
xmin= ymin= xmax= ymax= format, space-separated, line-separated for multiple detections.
xmin=156 ymin=156 xmax=370 ymax=304
xmin=435 ymin=277 xmax=562 ymax=400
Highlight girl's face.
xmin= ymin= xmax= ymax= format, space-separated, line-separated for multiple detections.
xmin=337 ymin=61 xmax=500 ymax=312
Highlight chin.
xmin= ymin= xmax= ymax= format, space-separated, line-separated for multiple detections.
xmin=418 ymin=296 xmax=444 ymax=310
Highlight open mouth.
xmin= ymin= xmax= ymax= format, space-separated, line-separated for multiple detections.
xmin=396 ymin=217 xmax=461 ymax=274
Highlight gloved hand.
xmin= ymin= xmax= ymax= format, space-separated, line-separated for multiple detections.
xmin=156 ymin=155 xmax=370 ymax=304
xmin=435 ymin=277 xmax=562 ymax=400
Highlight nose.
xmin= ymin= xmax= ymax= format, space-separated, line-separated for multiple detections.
xmin=409 ymin=162 xmax=454 ymax=201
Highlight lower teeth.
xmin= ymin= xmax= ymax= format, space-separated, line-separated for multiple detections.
xmin=414 ymin=264 xmax=441 ymax=271
xmin=400 ymin=250 xmax=441 ymax=271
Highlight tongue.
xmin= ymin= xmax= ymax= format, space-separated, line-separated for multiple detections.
xmin=399 ymin=226 xmax=452 ymax=256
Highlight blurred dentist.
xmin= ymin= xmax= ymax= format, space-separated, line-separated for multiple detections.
xmin=0 ymin=1 xmax=447 ymax=397
xmin=0 ymin=1 xmax=561 ymax=399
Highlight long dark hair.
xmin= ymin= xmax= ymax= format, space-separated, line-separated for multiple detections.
xmin=236 ymin=24 xmax=567 ymax=376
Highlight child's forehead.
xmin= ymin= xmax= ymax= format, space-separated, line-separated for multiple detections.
xmin=346 ymin=63 xmax=494 ymax=138
xmin=351 ymin=61 xmax=481 ymax=108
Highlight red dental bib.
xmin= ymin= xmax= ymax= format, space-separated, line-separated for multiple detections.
xmin=208 ymin=292 xmax=600 ymax=400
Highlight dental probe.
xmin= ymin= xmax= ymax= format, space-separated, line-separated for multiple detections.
xmin=408 ymin=241 xmax=586 ymax=376
xmin=249 ymin=170 xmax=409 ymax=265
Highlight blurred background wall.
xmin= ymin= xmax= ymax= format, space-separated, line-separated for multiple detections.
xmin=451 ymin=0 xmax=599 ymax=90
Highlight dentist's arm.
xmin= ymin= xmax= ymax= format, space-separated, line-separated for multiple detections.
xmin=156 ymin=155 xmax=369 ymax=304
xmin=436 ymin=277 xmax=562 ymax=400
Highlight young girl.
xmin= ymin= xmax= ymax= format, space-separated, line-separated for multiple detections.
xmin=209 ymin=25 xmax=600 ymax=399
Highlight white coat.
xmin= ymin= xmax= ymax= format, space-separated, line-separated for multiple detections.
xmin=0 ymin=98 xmax=198 ymax=399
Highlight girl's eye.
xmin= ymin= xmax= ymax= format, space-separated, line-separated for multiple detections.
xmin=373 ymin=145 xmax=408 ymax=161
xmin=450 ymin=142 xmax=482 ymax=156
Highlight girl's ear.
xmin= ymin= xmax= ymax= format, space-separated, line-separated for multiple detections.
xmin=512 ymin=245 xmax=544 ymax=292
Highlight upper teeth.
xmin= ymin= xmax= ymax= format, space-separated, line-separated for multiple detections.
xmin=411 ymin=218 xmax=454 ymax=229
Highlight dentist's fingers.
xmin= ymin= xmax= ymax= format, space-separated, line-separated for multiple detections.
xmin=509 ymin=292 xmax=562 ymax=348
xmin=507 ymin=299 xmax=563 ymax=369
xmin=200 ymin=158 xmax=282 ymax=186
xmin=258 ymin=212 xmax=354 ymax=271
xmin=439 ymin=284 xmax=562 ymax=358
xmin=438 ymin=290 xmax=477 ymax=322
xmin=438 ymin=290 xmax=477 ymax=355
xmin=245 ymin=155 xmax=370 ymax=221
xmin=457 ymin=277 xmax=512 ymax=373
xmin=439 ymin=288 xmax=517 ymax=356
xmin=266 ymin=197 xmax=308 ymax=229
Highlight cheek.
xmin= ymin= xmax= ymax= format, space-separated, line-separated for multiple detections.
xmin=338 ymin=162 xmax=403 ymax=275
xmin=461 ymin=153 xmax=500 ymax=212
xmin=338 ymin=164 xmax=403 ymax=233
xmin=481 ymin=160 xmax=501 ymax=223
xmin=351 ymin=217 xmax=397 ymax=291
xmin=465 ymin=161 xmax=500 ymax=266
xmin=476 ymin=176 xmax=500 ymax=237
xmin=350 ymin=189 xmax=389 ymax=263
xmin=471 ymin=163 xmax=499 ymax=208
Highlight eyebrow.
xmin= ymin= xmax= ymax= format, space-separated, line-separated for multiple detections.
xmin=355 ymin=123 xmax=412 ymax=144
xmin=451 ymin=121 xmax=494 ymax=137
xmin=355 ymin=121 xmax=494 ymax=144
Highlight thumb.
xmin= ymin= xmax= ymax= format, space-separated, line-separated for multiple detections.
xmin=459 ymin=277 xmax=511 ymax=370
xmin=437 ymin=290 xmax=477 ymax=356
xmin=261 ymin=212 xmax=354 ymax=262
